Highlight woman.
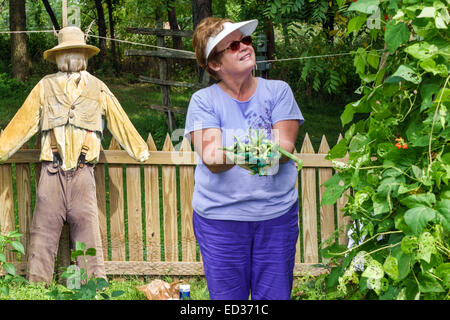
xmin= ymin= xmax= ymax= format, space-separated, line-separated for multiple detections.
xmin=184 ymin=17 xmax=304 ymax=300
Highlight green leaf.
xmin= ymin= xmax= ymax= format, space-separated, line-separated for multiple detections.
xmin=348 ymin=0 xmax=380 ymax=14
xmin=417 ymin=7 xmax=435 ymax=18
xmin=418 ymin=273 xmax=445 ymax=293
xmin=11 ymin=241 xmax=25 ymax=255
xmin=85 ymin=248 xmax=97 ymax=256
xmin=417 ymin=232 xmax=435 ymax=263
xmin=400 ymin=193 xmax=436 ymax=208
xmin=435 ymin=199 xmax=450 ymax=231
xmin=353 ymin=48 xmax=367 ymax=75
xmin=390 ymin=65 xmax=422 ymax=84
xmin=398 ymin=182 xmax=420 ymax=194
xmin=383 ymin=256 xmax=399 ymax=281
xmin=404 ymin=206 xmax=436 ymax=235
xmin=392 ymin=245 xmax=412 ymax=281
xmin=327 ymin=137 xmax=348 ymax=159
xmin=320 ymin=241 xmax=347 ymax=258
xmin=349 ymin=133 xmax=370 ymax=153
xmin=0 ymin=253 xmax=6 ymax=263
xmin=367 ymin=49 xmax=380 ymax=69
xmin=6 ymin=231 xmax=22 ymax=238
xmin=347 ymin=15 xmax=367 ymax=35
xmin=401 ymin=235 xmax=418 ymax=253
xmin=100 ymin=292 xmax=110 ymax=300
xmin=420 ymin=81 xmax=441 ymax=111
xmin=3 ymin=263 xmax=16 ymax=276
xmin=96 ymin=278 xmax=109 ymax=291
xmin=435 ymin=263 xmax=450 ymax=289
xmin=435 ymin=9 xmax=449 ymax=29
xmin=362 ymin=259 xmax=384 ymax=279
xmin=420 ymin=59 xmax=448 ymax=76
xmin=0 ymin=285 xmax=9 ymax=297
xmin=341 ymin=103 xmax=356 ymax=127
xmin=111 ymin=290 xmax=125 ymax=298
xmin=321 ymin=174 xmax=347 ymax=205
xmin=75 ymin=241 xmax=86 ymax=252
xmin=385 ymin=21 xmax=410 ymax=53
xmin=71 ymin=250 xmax=85 ymax=260
xmin=442 ymin=153 xmax=450 ymax=165
xmin=404 ymin=42 xmax=438 ymax=60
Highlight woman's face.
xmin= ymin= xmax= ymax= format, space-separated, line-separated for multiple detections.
xmin=211 ymin=30 xmax=255 ymax=77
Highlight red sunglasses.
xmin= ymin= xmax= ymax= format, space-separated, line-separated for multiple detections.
xmin=216 ymin=36 xmax=253 ymax=55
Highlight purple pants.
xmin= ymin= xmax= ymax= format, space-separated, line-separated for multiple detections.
xmin=193 ymin=201 xmax=299 ymax=300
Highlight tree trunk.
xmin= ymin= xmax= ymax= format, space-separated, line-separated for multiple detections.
xmin=94 ymin=0 xmax=107 ymax=63
xmin=106 ymin=0 xmax=119 ymax=74
xmin=9 ymin=0 xmax=29 ymax=81
xmin=167 ymin=1 xmax=182 ymax=50
xmin=42 ymin=0 xmax=60 ymax=30
xmin=191 ymin=0 xmax=212 ymax=29
xmin=263 ymin=19 xmax=275 ymax=78
xmin=190 ymin=0 xmax=212 ymax=82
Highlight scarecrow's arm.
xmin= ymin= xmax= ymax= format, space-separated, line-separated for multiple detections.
xmin=103 ymin=87 xmax=149 ymax=162
xmin=0 ymin=83 xmax=41 ymax=163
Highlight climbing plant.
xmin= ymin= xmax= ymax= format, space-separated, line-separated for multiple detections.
xmin=321 ymin=0 xmax=449 ymax=299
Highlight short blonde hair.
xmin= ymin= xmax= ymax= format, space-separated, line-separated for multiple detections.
xmin=192 ymin=17 xmax=233 ymax=80
xmin=55 ymin=48 xmax=88 ymax=73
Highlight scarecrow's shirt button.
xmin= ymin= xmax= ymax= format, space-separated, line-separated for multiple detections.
xmin=71 ymin=105 xmax=75 ymax=110
xmin=69 ymin=113 xmax=74 ymax=118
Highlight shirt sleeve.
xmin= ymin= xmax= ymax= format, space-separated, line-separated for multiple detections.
xmin=0 ymin=81 xmax=41 ymax=163
xmin=102 ymin=87 xmax=149 ymax=162
xmin=271 ymin=81 xmax=304 ymax=126
xmin=184 ymin=89 xmax=221 ymax=141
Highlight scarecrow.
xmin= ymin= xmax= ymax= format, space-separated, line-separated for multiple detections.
xmin=0 ymin=26 xmax=150 ymax=283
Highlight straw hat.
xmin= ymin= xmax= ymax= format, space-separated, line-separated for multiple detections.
xmin=43 ymin=26 xmax=100 ymax=63
xmin=205 ymin=19 xmax=258 ymax=60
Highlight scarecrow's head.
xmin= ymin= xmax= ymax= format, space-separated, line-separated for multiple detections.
xmin=43 ymin=26 xmax=100 ymax=73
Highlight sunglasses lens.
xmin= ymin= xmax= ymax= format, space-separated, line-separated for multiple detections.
xmin=225 ymin=36 xmax=253 ymax=53
xmin=229 ymin=41 xmax=241 ymax=51
xmin=241 ymin=36 xmax=252 ymax=45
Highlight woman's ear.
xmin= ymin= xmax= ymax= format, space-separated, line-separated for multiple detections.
xmin=208 ymin=60 xmax=221 ymax=72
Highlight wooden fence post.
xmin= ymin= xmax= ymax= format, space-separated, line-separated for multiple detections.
xmin=300 ymin=134 xmax=319 ymax=263
xmin=144 ymin=134 xmax=161 ymax=262
xmin=94 ymin=147 xmax=108 ymax=260
xmin=0 ymin=163 xmax=16 ymax=262
xmin=318 ymin=135 xmax=335 ymax=256
xmin=126 ymin=156 xmax=143 ymax=261
xmin=179 ymin=137 xmax=196 ymax=262
xmin=161 ymin=134 xmax=178 ymax=262
xmin=16 ymin=145 xmax=33 ymax=261
xmin=108 ymin=138 xmax=126 ymax=261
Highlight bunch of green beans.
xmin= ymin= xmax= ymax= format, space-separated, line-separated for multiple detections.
xmin=221 ymin=128 xmax=303 ymax=176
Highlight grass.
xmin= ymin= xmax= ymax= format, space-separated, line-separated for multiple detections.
xmin=3 ymin=274 xmax=331 ymax=300
xmin=2 ymin=275 xmax=210 ymax=300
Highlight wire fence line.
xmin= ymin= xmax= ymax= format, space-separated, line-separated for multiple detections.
xmin=0 ymin=28 xmax=386 ymax=63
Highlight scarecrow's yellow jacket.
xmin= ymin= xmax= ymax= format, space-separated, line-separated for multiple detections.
xmin=0 ymin=71 xmax=149 ymax=170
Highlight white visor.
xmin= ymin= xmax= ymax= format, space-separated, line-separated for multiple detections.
xmin=205 ymin=19 xmax=258 ymax=60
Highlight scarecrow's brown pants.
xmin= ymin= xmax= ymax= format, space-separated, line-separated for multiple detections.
xmin=27 ymin=162 xmax=106 ymax=283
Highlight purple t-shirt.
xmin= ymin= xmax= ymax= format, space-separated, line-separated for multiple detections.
xmin=184 ymin=77 xmax=304 ymax=221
